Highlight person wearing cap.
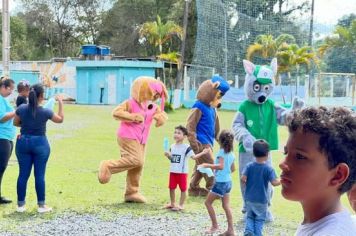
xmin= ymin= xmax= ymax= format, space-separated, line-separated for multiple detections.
xmin=98 ymin=76 xmax=168 ymax=203
xmin=232 ymin=58 xmax=304 ymax=222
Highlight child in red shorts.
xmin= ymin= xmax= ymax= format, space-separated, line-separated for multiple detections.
xmin=164 ymin=125 xmax=209 ymax=211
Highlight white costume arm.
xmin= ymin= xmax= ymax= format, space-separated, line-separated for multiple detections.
xmin=232 ymin=112 xmax=256 ymax=153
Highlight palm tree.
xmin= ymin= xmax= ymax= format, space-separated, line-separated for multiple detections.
xmin=157 ymin=51 xmax=180 ymax=106
xmin=277 ymin=43 xmax=319 ymax=100
xmin=247 ymin=34 xmax=295 ymax=62
xmin=319 ymin=20 xmax=356 ymax=57
xmin=139 ymin=15 xmax=183 ymax=55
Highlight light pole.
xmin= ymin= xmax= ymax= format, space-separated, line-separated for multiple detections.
xmin=2 ymin=0 xmax=10 ymax=76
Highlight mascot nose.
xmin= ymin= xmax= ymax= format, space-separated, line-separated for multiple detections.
xmin=217 ymin=103 xmax=222 ymax=109
xmin=148 ymin=103 xmax=153 ymax=110
xmin=258 ymin=96 xmax=266 ymax=103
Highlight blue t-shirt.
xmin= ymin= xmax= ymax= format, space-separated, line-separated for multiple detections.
xmin=243 ymin=162 xmax=277 ymax=204
xmin=214 ymin=149 xmax=235 ymax=182
xmin=0 ymin=95 xmax=16 ymax=140
xmin=16 ymin=104 xmax=54 ymax=136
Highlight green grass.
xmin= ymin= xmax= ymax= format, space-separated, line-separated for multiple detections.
xmin=0 ymin=105 xmax=352 ymax=234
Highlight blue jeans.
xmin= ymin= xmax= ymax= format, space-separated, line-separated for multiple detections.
xmin=211 ymin=181 xmax=232 ymax=197
xmin=16 ymin=135 xmax=50 ymax=206
xmin=244 ymin=201 xmax=267 ymax=236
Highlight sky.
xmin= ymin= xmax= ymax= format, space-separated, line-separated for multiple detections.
xmin=290 ymin=0 xmax=356 ymax=24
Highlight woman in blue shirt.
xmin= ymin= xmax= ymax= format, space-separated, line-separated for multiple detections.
xmin=14 ymin=83 xmax=64 ymax=213
xmin=0 ymin=77 xmax=16 ymax=204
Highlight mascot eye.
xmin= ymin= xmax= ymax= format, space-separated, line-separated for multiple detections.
xmin=253 ymin=84 xmax=261 ymax=92
xmin=264 ymin=85 xmax=270 ymax=91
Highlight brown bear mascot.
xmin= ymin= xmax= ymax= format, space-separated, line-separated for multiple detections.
xmin=98 ymin=76 xmax=168 ymax=203
xmin=186 ymin=75 xmax=230 ymax=196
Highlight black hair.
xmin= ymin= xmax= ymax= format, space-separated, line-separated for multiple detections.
xmin=253 ymin=139 xmax=270 ymax=158
xmin=175 ymin=125 xmax=188 ymax=136
xmin=218 ymin=130 xmax=234 ymax=153
xmin=28 ymin=83 xmax=45 ymax=117
xmin=0 ymin=77 xmax=15 ymax=88
xmin=286 ymin=106 xmax=356 ymax=193
xmin=17 ymin=81 xmax=30 ymax=93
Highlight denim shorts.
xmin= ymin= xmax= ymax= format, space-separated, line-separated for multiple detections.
xmin=211 ymin=181 xmax=232 ymax=197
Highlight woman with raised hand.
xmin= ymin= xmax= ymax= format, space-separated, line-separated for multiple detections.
xmin=14 ymin=83 xmax=64 ymax=213
xmin=0 ymin=77 xmax=16 ymax=205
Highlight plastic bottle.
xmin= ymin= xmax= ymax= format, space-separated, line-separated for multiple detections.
xmin=43 ymin=97 xmax=56 ymax=111
xmin=163 ymin=137 xmax=170 ymax=152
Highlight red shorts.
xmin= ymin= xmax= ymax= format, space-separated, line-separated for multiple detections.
xmin=169 ymin=173 xmax=188 ymax=192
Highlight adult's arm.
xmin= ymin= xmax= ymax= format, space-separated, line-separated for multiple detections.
xmin=51 ymin=97 xmax=64 ymax=123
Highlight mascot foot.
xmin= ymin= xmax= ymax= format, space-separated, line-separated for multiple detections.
xmin=124 ymin=193 xmax=147 ymax=203
xmin=98 ymin=161 xmax=111 ymax=184
xmin=188 ymin=188 xmax=200 ymax=197
xmin=199 ymin=188 xmax=209 ymax=197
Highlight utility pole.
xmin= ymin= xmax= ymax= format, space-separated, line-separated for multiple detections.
xmin=308 ymin=0 xmax=315 ymax=96
xmin=175 ymin=0 xmax=190 ymax=89
xmin=308 ymin=0 xmax=315 ymax=46
xmin=2 ymin=0 xmax=10 ymax=76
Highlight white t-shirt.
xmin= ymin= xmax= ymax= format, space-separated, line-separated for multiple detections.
xmin=169 ymin=143 xmax=195 ymax=174
xmin=295 ymin=209 xmax=356 ymax=236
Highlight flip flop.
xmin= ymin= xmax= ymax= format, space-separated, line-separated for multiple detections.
xmin=163 ymin=204 xmax=175 ymax=209
xmin=205 ymin=228 xmax=219 ymax=234
xmin=171 ymin=206 xmax=184 ymax=211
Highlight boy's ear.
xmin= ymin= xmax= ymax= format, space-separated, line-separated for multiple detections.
xmin=329 ymin=163 xmax=349 ymax=188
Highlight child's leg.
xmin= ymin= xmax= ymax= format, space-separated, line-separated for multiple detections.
xmin=170 ymin=189 xmax=176 ymax=206
xmin=244 ymin=202 xmax=255 ymax=235
xmin=179 ymin=191 xmax=186 ymax=209
xmin=178 ymin=173 xmax=188 ymax=209
xmin=205 ymin=192 xmax=220 ymax=231
xmin=165 ymin=173 xmax=178 ymax=208
xmin=254 ymin=219 xmax=264 ymax=236
xmin=221 ymin=194 xmax=234 ymax=235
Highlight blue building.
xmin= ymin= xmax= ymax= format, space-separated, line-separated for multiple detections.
xmin=0 ymin=70 xmax=40 ymax=85
xmin=67 ymin=60 xmax=164 ymax=105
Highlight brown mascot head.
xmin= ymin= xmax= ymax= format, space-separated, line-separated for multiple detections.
xmin=196 ymin=75 xmax=230 ymax=108
xmin=131 ymin=76 xmax=168 ymax=111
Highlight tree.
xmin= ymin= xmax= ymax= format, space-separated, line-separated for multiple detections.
xmin=247 ymin=33 xmax=318 ymax=102
xmin=97 ymin=0 xmax=180 ymax=57
xmin=0 ymin=15 xmax=31 ymax=60
xmin=319 ymin=15 xmax=356 ymax=74
xmin=139 ymin=15 xmax=183 ymax=55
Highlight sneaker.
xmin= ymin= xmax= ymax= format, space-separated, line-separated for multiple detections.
xmin=37 ymin=205 xmax=52 ymax=213
xmin=16 ymin=206 xmax=26 ymax=213
xmin=0 ymin=197 xmax=12 ymax=204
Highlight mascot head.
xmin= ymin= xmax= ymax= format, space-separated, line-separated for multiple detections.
xmin=196 ymin=75 xmax=230 ymax=108
xmin=131 ymin=76 xmax=168 ymax=111
xmin=243 ymin=58 xmax=277 ymax=104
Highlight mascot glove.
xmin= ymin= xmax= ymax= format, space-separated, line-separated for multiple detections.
xmin=154 ymin=111 xmax=168 ymax=127
xmin=133 ymin=113 xmax=144 ymax=123
xmin=242 ymin=134 xmax=256 ymax=153
xmin=291 ymin=96 xmax=305 ymax=110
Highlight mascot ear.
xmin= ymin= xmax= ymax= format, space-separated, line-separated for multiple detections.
xmin=270 ymin=58 xmax=278 ymax=75
xmin=139 ymin=81 xmax=153 ymax=103
xmin=212 ymin=81 xmax=220 ymax=89
xmin=243 ymin=60 xmax=255 ymax=75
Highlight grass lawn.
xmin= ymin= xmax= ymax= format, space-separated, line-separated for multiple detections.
xmin=0 ymin=105 xmax=352 ymax=234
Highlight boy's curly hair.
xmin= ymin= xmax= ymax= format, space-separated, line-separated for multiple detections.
xmin=218 ymin=130 xmax=234 ymax=153
xmin=286 ymin=106 xmax=356 ymax=193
